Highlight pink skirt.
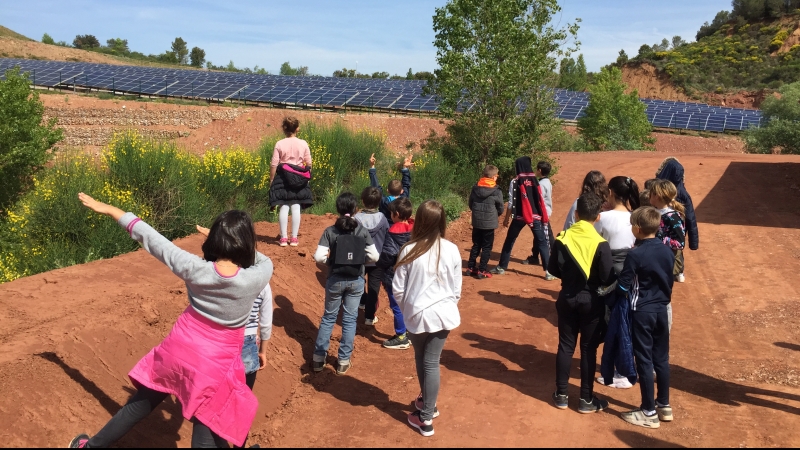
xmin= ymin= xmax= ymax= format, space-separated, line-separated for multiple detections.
xmin=128 ymin=306 xmax=257 ymax=446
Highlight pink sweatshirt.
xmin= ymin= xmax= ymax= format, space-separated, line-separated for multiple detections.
xmin=271 ymin=137 xmax=311 ymax=168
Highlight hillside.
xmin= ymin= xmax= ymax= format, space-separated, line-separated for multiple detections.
xmin=0 ymin=25 xmax=32 ymax=41
xmin=621 ymin=11 xmax=800 ymax=106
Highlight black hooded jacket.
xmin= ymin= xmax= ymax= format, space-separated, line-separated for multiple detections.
xmin=509 ymin=157 xmax=549 ymax=224
xmin=469 ymin=180 xmax=504 ymax=229
xmin=656 ymin=158 xmax=699 ymax=250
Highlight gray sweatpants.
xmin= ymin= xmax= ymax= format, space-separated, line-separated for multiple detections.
xmin=408 ymin=330 xmax=450 ymax=421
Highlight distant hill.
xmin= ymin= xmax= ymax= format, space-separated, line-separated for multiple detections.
xmin=0 ymin=25 xmax=32 ymax=41
xmin=617 ymin=9 xmax=800 ymax=105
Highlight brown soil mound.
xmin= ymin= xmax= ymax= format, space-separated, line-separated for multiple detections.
xmin=621 ymin=63 xmax=691 ymax=102
xmin=3 ymin=152 xmax=800 ymax=447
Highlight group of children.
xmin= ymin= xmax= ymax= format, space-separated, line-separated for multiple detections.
xmin=67 ymin=114 xmax=698 ymax=446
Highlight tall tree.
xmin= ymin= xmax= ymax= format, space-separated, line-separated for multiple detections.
xmin=73 ymin=35 xmax=100 ymax=49
xmin=616 ymin=49 xmax=630 ymax=65
xmin=671 ymin=36 xmax=686 ymax=49
xmin=189 ymin=47 xmax=206 ymax=67
xmin=406 ymin=68 xmax=414 ymax=80
xmin=106 ymin=38 xmax=129 ymax=54
xmin=432 ymin=0 xmax=579 ymax=173
xmin=171 ymin=37 xmax=189 ymax=64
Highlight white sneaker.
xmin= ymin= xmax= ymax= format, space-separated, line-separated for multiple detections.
xmin=365 ymin=317 xmax=379 ymax=326
xmin=676 ymin=273 xmax=685 ymax=283
xmin=596 ymin=375 xmax=633 ymax=389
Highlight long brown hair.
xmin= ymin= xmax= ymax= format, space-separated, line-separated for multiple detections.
xmin=650 ymin=179 xmax=685 ymax=217
xmin=581 ymin=170 xmax=608 ymax=204
xmin=395 ymin=200 xmax=446 ymax=270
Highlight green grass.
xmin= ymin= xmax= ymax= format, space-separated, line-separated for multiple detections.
xmin=0 ymin=25 xmax=33 ymax=41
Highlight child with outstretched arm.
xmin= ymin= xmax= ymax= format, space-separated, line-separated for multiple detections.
xmin=355 ymin=186 xmax=390 ymax=326
xmin=376 ymin=197 xmax=414 ymax=350
xmin=370 ymin=153 xmax=413 ymax=224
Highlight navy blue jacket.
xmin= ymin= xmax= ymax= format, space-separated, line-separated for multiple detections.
xmin=616 ymin=238 xmax=675 ymax=313
xmin=600 ymin=289 xmax=637 ymax=387
xmin=370 ymin=167 xmax=411 ymax=225
xmin=657 ymin=159 xmax=699 ymax=250
xmin=376 ymin=220 xmax=413 ymax=283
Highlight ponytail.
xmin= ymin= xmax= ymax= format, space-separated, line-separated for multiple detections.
xmin=334 ymin=192 xmax=359 ymax=232
xmin=608 ymin=176 xmax=640 ymax=211
xmin=651 ymin=179 xmax=685 ymax=218
xmin=669 ymin=199 xmax=686 ymax=218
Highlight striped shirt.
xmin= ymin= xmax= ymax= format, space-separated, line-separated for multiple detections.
xmin=244 ymin=284 xmax=273 ymax=341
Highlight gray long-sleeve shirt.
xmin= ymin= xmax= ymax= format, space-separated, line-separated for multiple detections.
xmin=119 ymin=213 xmax=273 ymax=328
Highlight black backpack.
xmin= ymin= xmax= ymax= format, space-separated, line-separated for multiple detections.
xmin=330 ymin=229 xmax=367 ymax=278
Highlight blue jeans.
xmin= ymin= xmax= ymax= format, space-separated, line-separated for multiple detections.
xmin=242 ymin=334 xmax=260 ymax=375
xmin=383 ymin=281 xmax=407 ymax=335
xmin=314 ymin=275 xmax=365 ymax=363
xmin=499 ymin=219 xmax=550 ymax=271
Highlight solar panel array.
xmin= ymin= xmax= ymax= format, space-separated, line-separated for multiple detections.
xmin=0 ymin=58 xmax=763 ymax=132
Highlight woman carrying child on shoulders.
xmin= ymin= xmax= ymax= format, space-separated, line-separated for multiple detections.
xmin=393 ymin=200 xmax=462 ymax=437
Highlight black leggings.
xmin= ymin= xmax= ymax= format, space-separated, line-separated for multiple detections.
xmin=87 ymin=385 xmax=229 ymax=448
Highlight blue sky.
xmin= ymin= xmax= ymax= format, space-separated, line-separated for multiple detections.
xmin=1 ymin=0 xmax=732 ymax=75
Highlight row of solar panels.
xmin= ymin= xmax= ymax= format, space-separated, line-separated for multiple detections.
xmin=0 ymin=58 xmax=763 ymax=131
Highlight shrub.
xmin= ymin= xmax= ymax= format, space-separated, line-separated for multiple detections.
xmin=41 ymin=33 xmax=55 ymax=45
xmin=0 ymin=68 xmax=63 ymax=215
xmin=744 ymin=81 xmax=800 ymax=154
xmin=578 ymin=67 xmax=654 ymax=151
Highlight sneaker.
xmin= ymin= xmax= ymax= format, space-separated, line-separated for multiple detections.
xmin=383 ymin=333 xmax=411 ymax=350
xmin=466 ymin=268 xmax=478 ymax=277
xmin=335 ymin=360 xmax=352 ymax=375
xmin=656 ymin=404 xmax=673 ymax=422
xmin=407 ymin=410 xmax=434 ymax=437
xmin=476 ymin=270 xmax=492 ymax=279
xmin=279 ymin=238 xmax=289 ymax=247
xmin=489 ymin=266 xmax=506 ymax=275
xmin=552 ymin=392 xmax=569 ymax=410
xmin=365 ymin=317 xmax=379 ymax=326
xmin=578 ymin=396 xmax=609 ymax=414
xmin=544 ymin=272 xmax=556 ymax=281
xmin=676 ymin=273 xmax=685 ymax=283
xmin=521 ymin=255 xmax=539 ymax=265
xmin=68 ymin=434 xmax=90 ymax=448
xmin=596 ymin=375 xmax=633 ymax=389
xmin=290 ymin=237 xmax=299 ymax=247
xmin=621 ymin=409 xmax=661 ymax=428
xmin=312 ymin=360 xmax=325 ymax=373
xmin=414 ymin=394 xmax=440 ymax=418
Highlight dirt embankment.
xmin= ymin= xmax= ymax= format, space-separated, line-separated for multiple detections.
xmin=0 ymin=37 xmax=138 ymax=66
xmin=2 ymin=153 xmax=800 ymax=447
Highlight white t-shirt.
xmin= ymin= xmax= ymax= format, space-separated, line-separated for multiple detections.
xmin=392 ymin=238 xmax=462 ymax=334
xmin=594 ymin=210 xmax=635 ymax=250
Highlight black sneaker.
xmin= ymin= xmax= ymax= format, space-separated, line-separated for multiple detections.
xmin=312 ymin=360 xmax=325 ymax=372
xmin=383 ymin=333 xmax=411 ymax=350
xmin=578 ymin=396 xmax=609 ymax=414
xmin=521 ymin=255 xmax=539 ymax=265
xmin=335 ymin=360 xmax=352 ymax=375
xmin=68 ymin=434 xmax=91 ymax=448
xmin=408 ymin=410 xmax=434 ymax=437
xmin=552 ymin=392 xmax=568 ymax=410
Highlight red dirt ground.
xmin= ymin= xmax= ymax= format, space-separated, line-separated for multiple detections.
xmin=2 ymin=149 xmax=800 ymax=447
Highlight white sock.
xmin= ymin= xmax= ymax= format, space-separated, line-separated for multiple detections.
xmin=643 ymin=409 xmax=657 ymax=416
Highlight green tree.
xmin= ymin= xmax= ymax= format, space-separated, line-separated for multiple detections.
xmin=106 ymin=38 xmax=129 ymax=54
xmin=371 ymin=71 xmax=390 ymax=78
xmin=653 ymin=38 xmax=670 ymax=52
xmin=406 ymin=68 xmax=414 ymax=79
xmin=333 ymin=68 xmax=356 ymax=77
xmin=671 ymin=36 xmax=687 ymax=49
xmin=636 ymin=44 xmax=655 ymax=60
xmin=41 ymin=33 xmax=55 ymax=45
xmin=432 ymin=0 xmax=579 ymax=176
xmin=190 ymin=47 xmax=206 ymax=67
xmin=280 ymin=62 xmax=309 ymax=76
xmin=73 ymin=35 xmax=100 ymax=49
xmin=0 ymin=68 xmax=63 ymax=214
xmin=578 ymin=66 xmax=654 ymax=151
xmin=697 ymin=10 xmax=732 ymax=40
xmin=558 ymin=54 xmax=588 ymax=91
xmin=227 ymin=60 xmax=237 ymax=71
xmin=744 ymin=81 xmax=800 ymax=154
xmin=171 ymin=37 xmax=189 ymax=64
xmin=616 ymin=49 xmax=629 ymax=65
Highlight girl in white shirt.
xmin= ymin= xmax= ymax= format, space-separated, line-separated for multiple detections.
xmin=393 ymin=200 xmax=462 ymax=437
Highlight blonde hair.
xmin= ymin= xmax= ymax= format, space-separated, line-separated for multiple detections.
xmin=650 ymin=179 xmax=685 ymax=217
xmin=395 ymin=200 xmax=446 ymax=270
xmin=630 ymin=206 xmax=662 ymax=235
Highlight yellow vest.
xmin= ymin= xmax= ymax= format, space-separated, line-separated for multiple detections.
xmin=555 ymin=220 xmax=607 ymax=279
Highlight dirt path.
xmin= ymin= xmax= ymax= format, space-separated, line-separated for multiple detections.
xmin=1 ymin=152 xmax=800 ymax=447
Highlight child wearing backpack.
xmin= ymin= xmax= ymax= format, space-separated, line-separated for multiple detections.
xmin=355 ymin=186 xmax=390 ymax=326
xmin=312 ymin=192 xmax=380 ymax=375
xmin=376 ymin=197 xmax=414 ymax=350
xmin=69 ymin=194 xmax=272 ymax=449
xmin=649 ymin=179 xmax=686 ymax=333
xmin=370 ymin=153 xmax=413 ymax=224
xmin=467 ymin=165 xmax=504 ymax=279
xmin=393 ymin=200 xmax=462 ymax=437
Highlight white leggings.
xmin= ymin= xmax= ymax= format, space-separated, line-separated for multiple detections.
xmin=279 ymin=204 xmax=301 ymax=239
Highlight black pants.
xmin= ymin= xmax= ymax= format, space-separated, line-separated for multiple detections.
xmin=555 ymin=292 xmax=605 ymax=400
xmin=468 ymin=228 xmax=495 ymax=272
xmin=360 ymin=266 xmax=384 ymax=320
xmin=87 ymin=385 xmax=229 ymax=448
xmin=632 ymin=308 xmax=671 ymax=412
xmin=499 ymin=220 xmax=549 ymax=272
